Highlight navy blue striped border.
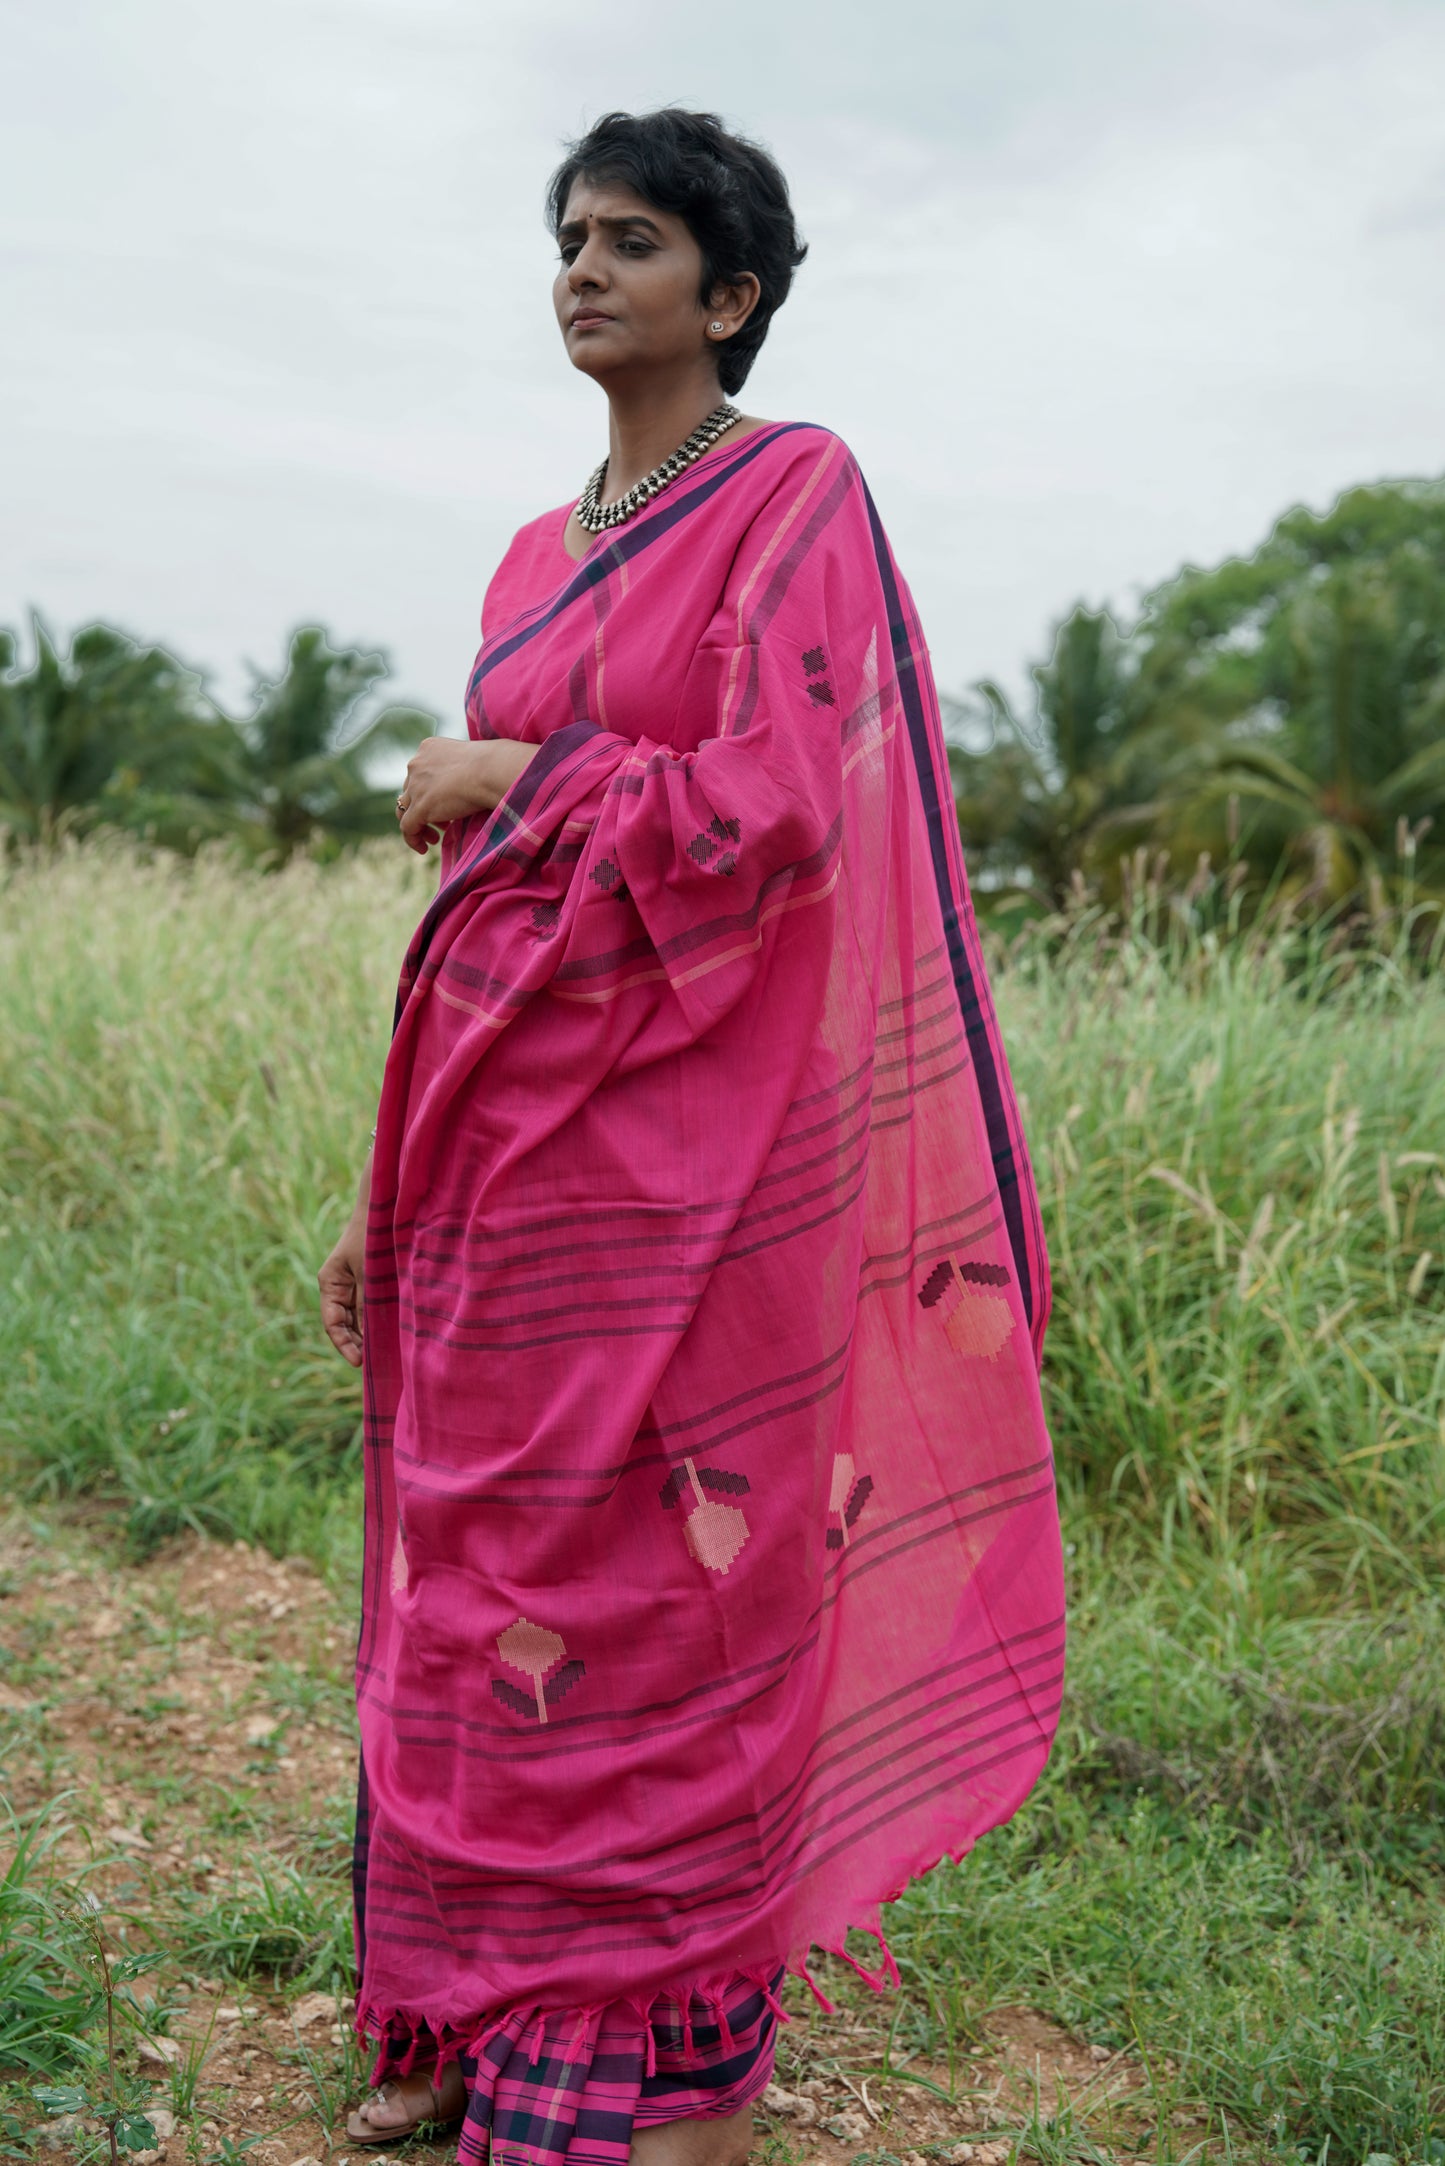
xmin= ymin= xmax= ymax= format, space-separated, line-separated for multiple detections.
xmin=469 ymin=423 xmax=812 ymax=695
xmin=861 ymin=483 xmax=1033 ymax=1331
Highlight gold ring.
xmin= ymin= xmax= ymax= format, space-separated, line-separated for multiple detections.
xmin=396 ymin=794 xmax=409 ymax=815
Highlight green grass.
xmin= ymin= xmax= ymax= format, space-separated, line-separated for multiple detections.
xmin=0 ymin=1806 xmax=106 ymax=2080
xmin=170 ymin=1862 xmax=353 ymax=1991
xmin=0 ymin=840 xmax=425 ymax=1569
xmin=2 ymin=840 xmax=1444 ymax=2156
xmin=1001 ymin=913 xmax=1445 ymax=1582
xmin=885 ymin=1556 xmax=1445 ymax=2154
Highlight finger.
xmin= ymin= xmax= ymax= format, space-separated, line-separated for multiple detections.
xmin=399 ymin=795 xmax=430 ymax=843
xmin=322 ymin=1306 xmax=356 ymax=1357
xmin=321 ymin=1298 xmax=364 ymax=1367
xmin=320 ymin=1268 xmax=358 ymax=1332
xmin=319 ymin=1283 xmax=352 ymax=1333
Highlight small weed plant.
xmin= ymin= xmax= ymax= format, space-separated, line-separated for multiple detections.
xmin=1 ymin=1807 xmax=166 ymax=2161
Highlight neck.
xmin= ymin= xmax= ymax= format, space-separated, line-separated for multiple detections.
xmin=601 ymin=368 xmax=731 ymax=500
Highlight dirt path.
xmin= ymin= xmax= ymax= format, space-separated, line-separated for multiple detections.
xmin=0 ymin=1518 xmax=1152 ymax=2164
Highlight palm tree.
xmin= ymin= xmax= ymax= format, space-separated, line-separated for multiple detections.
xmin=0 ymin=618 xmax=436 ymax=862
xmin=211 ymin=627 xmax=434 ymax=863
xmin=0 ymin=617 xmax=215 ymax=845
xmin=950 ymin=604 xmax=1211 ymax=909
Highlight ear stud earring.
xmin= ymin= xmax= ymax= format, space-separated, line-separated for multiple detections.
xmin=709 ymin=321 xmax=725 ymax=334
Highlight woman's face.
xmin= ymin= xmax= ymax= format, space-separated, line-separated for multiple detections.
xmin=553 ymin=179 xmax=718 ymax=383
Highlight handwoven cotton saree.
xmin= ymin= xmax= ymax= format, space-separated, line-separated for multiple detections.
xmin=356 ymin=424 xmax=1064 ymax=2166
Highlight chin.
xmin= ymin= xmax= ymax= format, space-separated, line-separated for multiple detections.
xmin=566 ymin=341 xmax=624 ymax=383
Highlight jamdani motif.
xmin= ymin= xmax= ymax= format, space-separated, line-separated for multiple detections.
xmin=493 ymin=1618 xmax=586 ymax=1725
xmin=675 ymin=1458 xmax=752 ymax=1573
xmin=918 ymin=1256 xmax=1018 ymax=1362
xmin=826 ymin=1453 xmax=874 ymax=1550
xmin=657 ymin=1462 xmax=750 ymax=1507
xmin=356 ymin=423 xmax=1063 ymax=2165
xmin=685 ymin=813 xmax=743 ymax=876
xmin=659 ymin=1460 xmax=753 ymax=1575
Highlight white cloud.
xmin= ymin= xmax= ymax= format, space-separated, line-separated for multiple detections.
xmin=2 ymin=0 xmax=1442 ymax=719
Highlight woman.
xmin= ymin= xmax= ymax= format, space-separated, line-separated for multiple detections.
xmin=319 ymin=107 xmax=1063 ymax=2166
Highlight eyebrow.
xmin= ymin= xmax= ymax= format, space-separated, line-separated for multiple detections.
xmin=557 ymin=213 xmax=663 ymax=240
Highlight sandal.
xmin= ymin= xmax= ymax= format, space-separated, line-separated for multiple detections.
xmin=345 ymin=2066 xmax=467 ymax=2147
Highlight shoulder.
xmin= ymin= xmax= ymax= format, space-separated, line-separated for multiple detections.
xmin=709 ymin=423 xmax=868 ymax=538
xmin=482 ymin=503 xmax=573 ymax=631
xmin=501 ymin=501 xmax=574 ymax=567
xmin=719 ymin=424 xmax=871 ymax=553
xmin=732 ymin=420 xmax=859 ymax=478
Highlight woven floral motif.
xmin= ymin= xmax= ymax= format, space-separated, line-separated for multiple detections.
xmin=918 ymin=1256 xmax=1016 ymax=1361
xmin=660 ymin=1458 xmax=751 ymax=1573
xmin=493 ymin=1618 xmax=586 ymax=1725
xmin=827 ymin=1452 xmax=874 ymax=1550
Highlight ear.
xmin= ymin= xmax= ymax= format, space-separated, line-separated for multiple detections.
xmin=704 ymin=273 xmax=762 ymax=341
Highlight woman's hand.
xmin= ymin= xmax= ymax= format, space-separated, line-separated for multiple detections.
xmin=319 ymin=1202 xmax=368 ymax=1368
xmin=397 ymin=737 xmax=539 ymax=855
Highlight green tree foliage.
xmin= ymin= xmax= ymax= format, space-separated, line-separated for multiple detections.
xmin=950 ymin=607 xmax=1127 ymax=905
xmin=954 ymin=477 xmax=1445 ymax=915
xmin=0 ymin=619 xmax=434 ymax=862
xmin=949 ymin=604 xmax=1214 ymax=908
xmin=0 ymin=618 xmax=214 ymax=845
xmin=206 ymin=627 xmax=433 ymax=864
xmin=1140 ymin=480 xmax=1445 ymax=904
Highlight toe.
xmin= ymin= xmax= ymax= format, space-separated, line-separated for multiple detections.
xmin=357 ymin=2088 xmax=404 ymax=2130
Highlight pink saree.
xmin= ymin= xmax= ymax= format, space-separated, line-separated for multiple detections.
xmin=356 ymin=424 xmax=1063 ymax=2165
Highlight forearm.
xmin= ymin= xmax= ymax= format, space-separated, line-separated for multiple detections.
xmin=355 ymin=1139 xmax=374 ymax=1216
xmin=470 ymin=738 xmax=538 ymax=811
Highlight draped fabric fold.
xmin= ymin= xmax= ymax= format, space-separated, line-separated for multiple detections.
xmin=356 ymin=424 xmax=1064 ymax=2164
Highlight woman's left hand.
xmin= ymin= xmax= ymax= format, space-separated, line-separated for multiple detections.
xmin=397 ymin=737 xmax=539 ymax=855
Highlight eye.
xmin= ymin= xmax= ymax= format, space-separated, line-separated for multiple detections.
xmin=617 ymin=239 xmax=654 ymax=256
xmin=558 ymin=244 xmax=580 ymax=265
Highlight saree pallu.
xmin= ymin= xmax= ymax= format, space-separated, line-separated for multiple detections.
xmin=356 ymin=423 xmax=1064 ymax=2165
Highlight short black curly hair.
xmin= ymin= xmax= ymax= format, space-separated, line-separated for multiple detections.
xmin=546 ymin=108 xmax=807 ymax=396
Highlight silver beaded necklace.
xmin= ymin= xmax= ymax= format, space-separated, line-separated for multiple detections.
xmin=575 ymin=402 xmax=742 ymax=534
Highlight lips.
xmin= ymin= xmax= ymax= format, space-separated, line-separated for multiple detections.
xmin=570 ymin=309 xmax=613 ymax=329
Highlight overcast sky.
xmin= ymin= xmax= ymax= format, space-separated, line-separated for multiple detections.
xmin=3 ymin=0 xmax=1443 ymax=725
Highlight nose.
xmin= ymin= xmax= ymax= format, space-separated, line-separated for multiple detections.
xmin=566 ymin=227 xmax=608 ymax=294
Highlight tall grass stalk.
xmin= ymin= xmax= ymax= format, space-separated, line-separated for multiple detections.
xmin=999 ymin=911 xmax=1445 ymax=1591
xmin=5 ymin=837 xmax=1440 ymax=1582
xmin=0 ymin=841 xmax=428 ymax=1562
